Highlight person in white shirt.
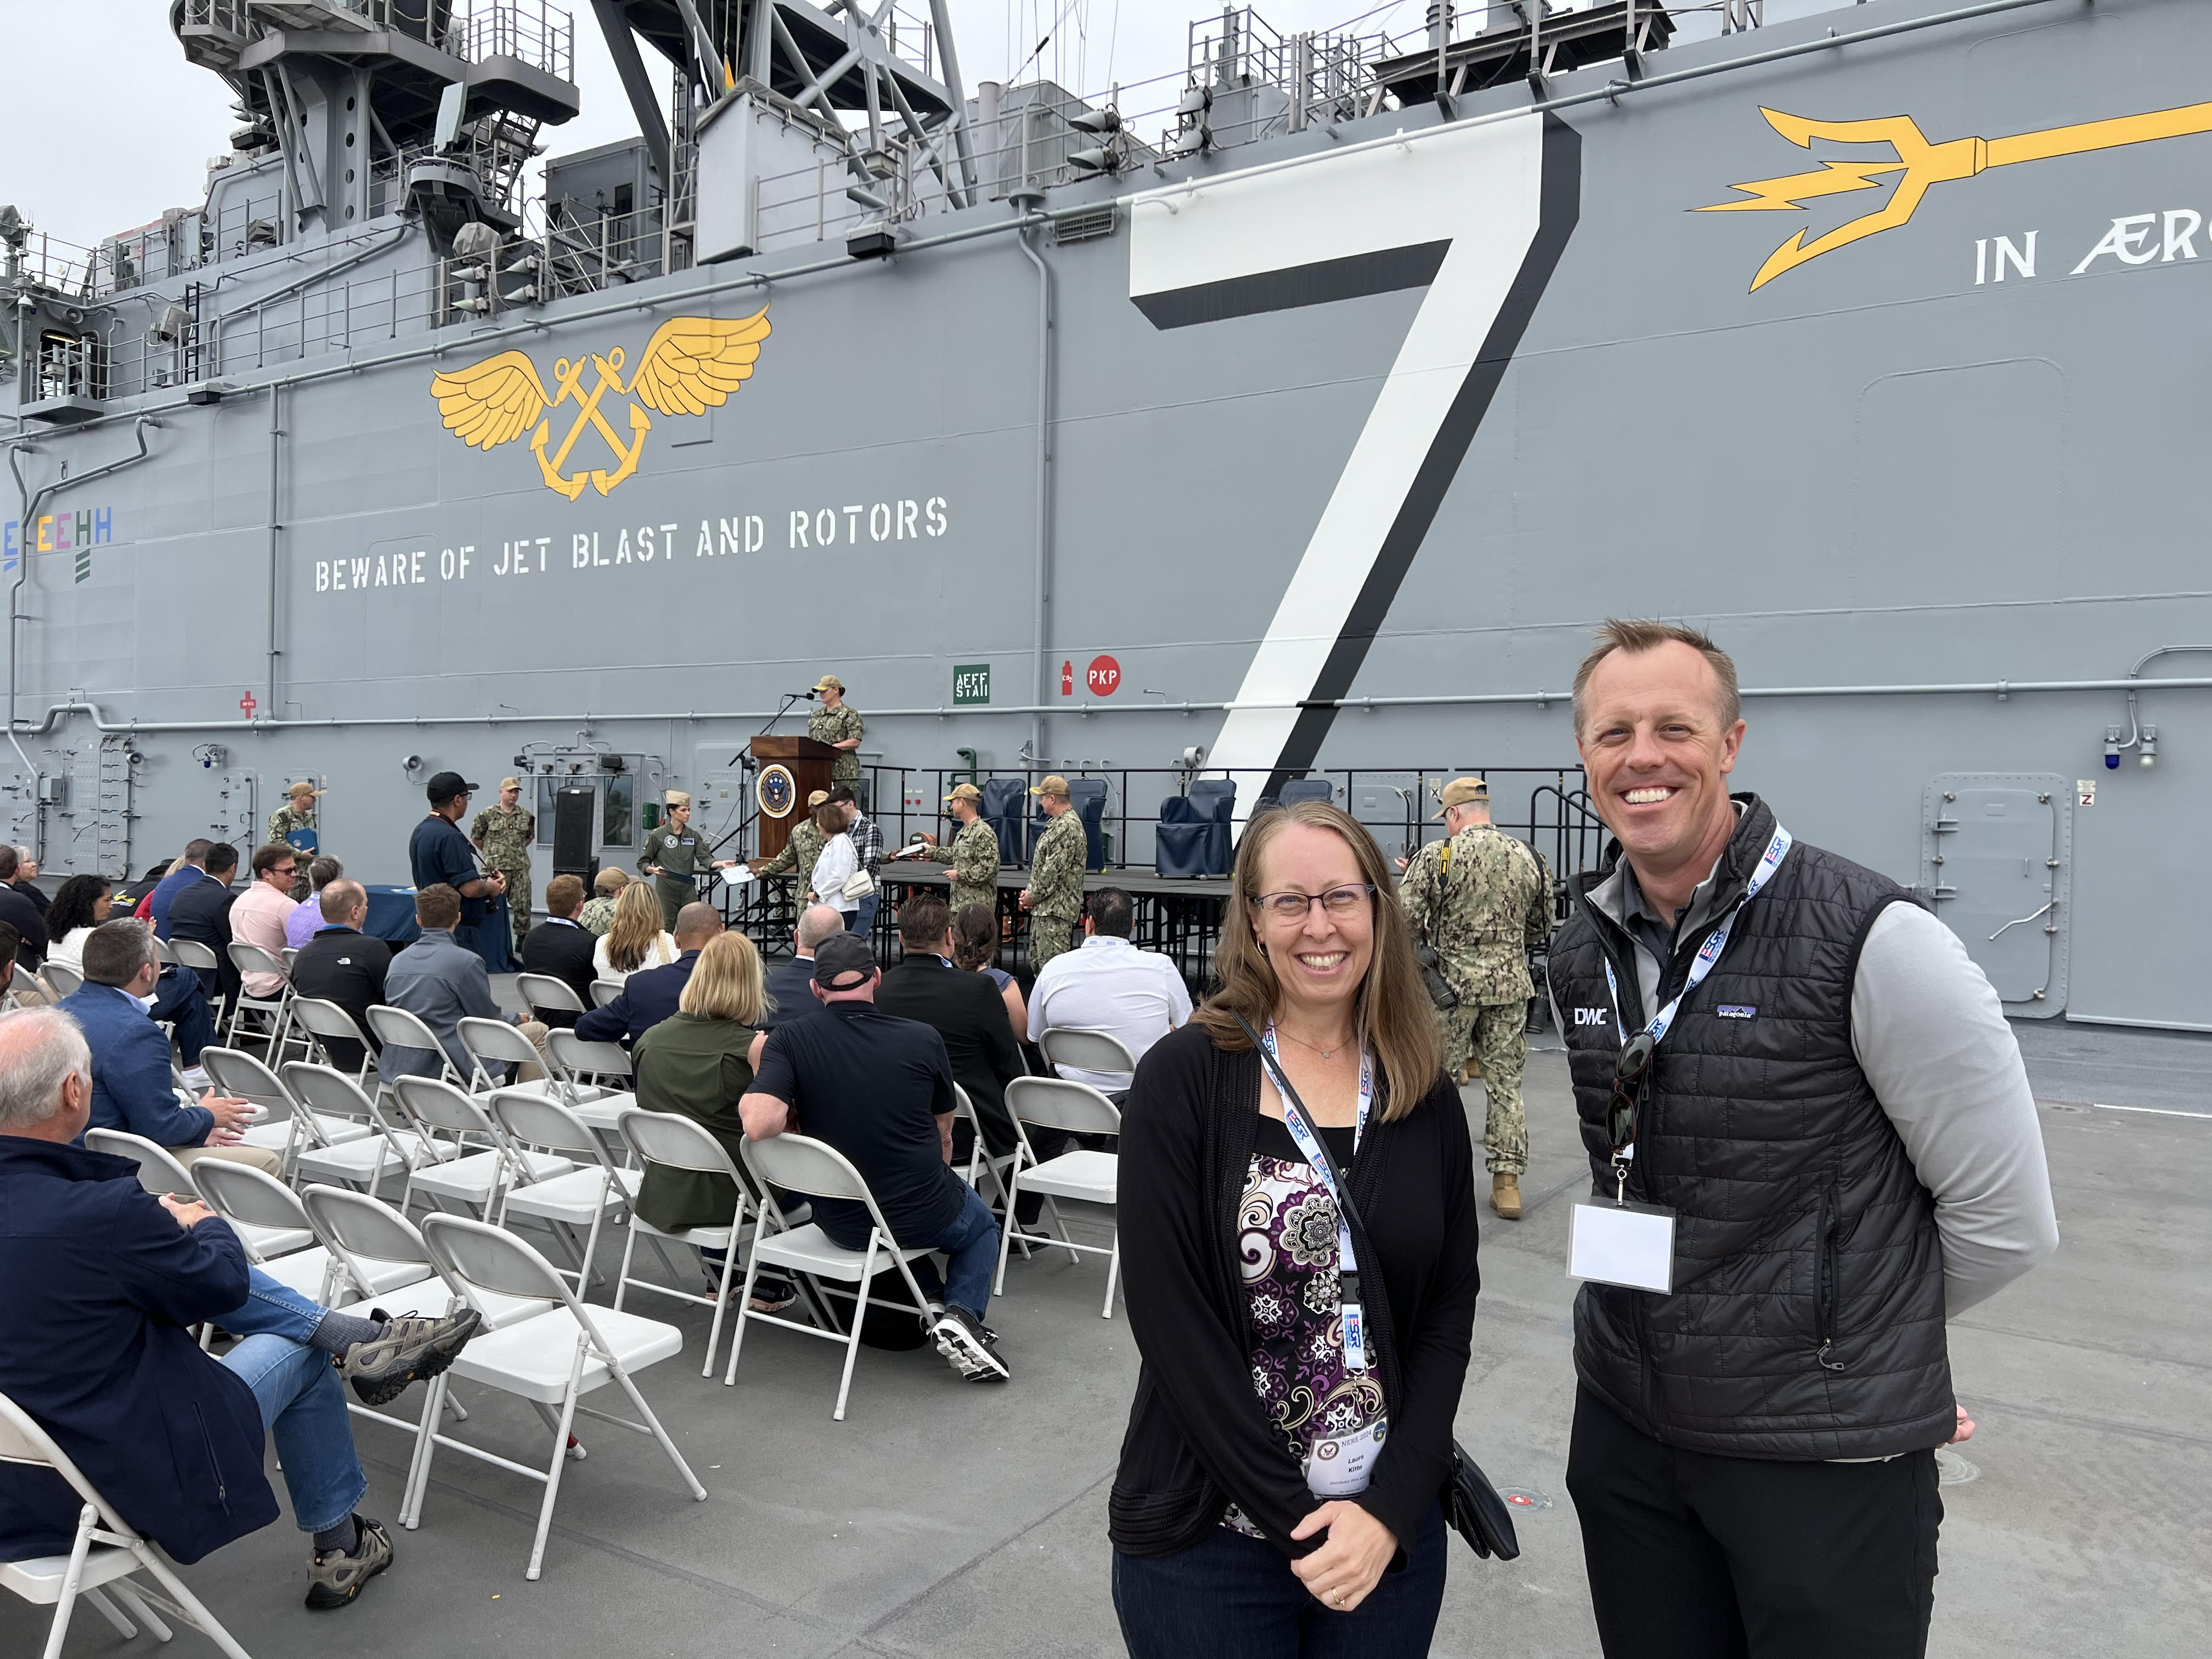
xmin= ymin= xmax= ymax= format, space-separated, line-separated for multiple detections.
xmin=807 ymin=802 xmax=861 ymax=929
xmin=1026 ymin=888 xmax=1192 ymax=1091
xmin=593 ymin=879 xmax=681 ymax=981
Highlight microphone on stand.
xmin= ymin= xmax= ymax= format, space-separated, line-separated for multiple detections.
xmin=791 ymin=689 xmax=820 ymax=700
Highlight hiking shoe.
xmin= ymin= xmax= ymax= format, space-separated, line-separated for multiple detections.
xmin=932 ymin=1306 xmax=1010 ymax=1383
xmin=305 ymin=1516 xmax=392 ymax=1610
xmin=342 ymin=1308 xmax=482 ymax=1407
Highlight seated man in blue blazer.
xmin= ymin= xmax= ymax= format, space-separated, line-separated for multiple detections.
xmin=57 ymin=919 xmax=281 ymax=1178
xmin=574 ymin=901 xmax=721 ymax=1047
xmin=0 ymin=1006 xmax=479 ymax=1609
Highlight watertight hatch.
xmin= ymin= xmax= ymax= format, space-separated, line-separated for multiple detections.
xmin=1921 ymin=772 xmax=2070 ymax=1015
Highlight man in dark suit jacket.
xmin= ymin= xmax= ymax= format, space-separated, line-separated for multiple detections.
xmin=574 ymin=902 xmax=719 ymax=1047
xmin=518 ymin=873 xmax=596 ymax=1026
xmin=875 ymin=893 xmax=1028 ymax=1163
xmin=289 ymin=881 xmax=390 ymax=1074
xmin=168 ymin=842 xmax=242 ymax=1008
xmin=762 ymin=903 xmax=846 ymax=1030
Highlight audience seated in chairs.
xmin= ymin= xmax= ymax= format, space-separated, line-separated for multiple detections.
xmin=575 ymin=902 xmax=722 ymax=1048
xmin=952 ymin=901 xmax=1028 ymax=1040
xmin=741 ymin=932 xmax=1011 ymax=1385
xmin=9 ymin=845 xmax=46 ymax=919
xmin=289 ymin=880 xmax=390 ymax=1074
xmin=877 ymin=893 xmax=1030 ymax=1181
xmin=631 ymin=929 xmax=794 ymax=1310
xmin=0 ymin=844 xmax=48 ymax=970
xmin=285 ymin=857 xmax=347 ymax=951
xmin=1026 ymin=887 xmax=1191 ymax=1093
xmin=57 ymin=920 xmax=278 ymax=1176
xmin=146 ymin=839 xmax=217 ymax=935
xmin=167 ymin=841 xmax=243 ymax=1008
xmin=577 ymin=866 xmax=631 ymax=935
xmin=520 ymin=874 xmax=599 ymax=1024
xmin=594 ymin=881 xmax=681 ymax=983
xmin=0 ymin=1005 xmax=480 ymax=1610
xmin=230 ymin=844 xmax=301 ymax=1000
xmin=46 ymin=877 xmax=223 ymax=1075
xmin=760 ymin=903 xmax=845 ymax=1031
xmin=379 ymin=884 xmax=549 ymax=1087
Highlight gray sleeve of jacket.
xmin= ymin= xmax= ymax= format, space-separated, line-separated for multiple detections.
xmin=1850 ymin=902 xmax=2061 ymax=1316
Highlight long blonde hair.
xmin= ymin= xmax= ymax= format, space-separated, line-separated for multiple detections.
xmin=605 ymin=879 xmax=666 ymax=973
xmin=1194 ymin=799 xmax=1439 ymax=1119
xmin=679 ymin=930 xmax=766 ymax=1023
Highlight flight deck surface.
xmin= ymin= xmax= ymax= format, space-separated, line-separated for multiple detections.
xmin=5 ymin=1008 xmax=2202 ymax=1658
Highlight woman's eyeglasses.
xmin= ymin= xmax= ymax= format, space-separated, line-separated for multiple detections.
xmin=1250 ymin=883 xmax=1377 ymax=922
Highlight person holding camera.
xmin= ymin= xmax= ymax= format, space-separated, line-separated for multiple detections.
xmin=1110 ymin=799 xmax=1481 ymax=1656
xmin=1397 ymin=776 xmax=1551 ymax=1220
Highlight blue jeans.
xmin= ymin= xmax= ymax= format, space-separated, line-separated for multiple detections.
xmin=1114 ymin=1502 xmax=1447 ymax=1659
xmin=929 ymin=1182 xmax=1001 ymax=1320
xmin=215 ymin=1269 xmax=369 ymax=1535
xmin=851 ymin=889 xmax=881 ymax=945
xmin=152 ymin=966 xmax=217 ymax=1066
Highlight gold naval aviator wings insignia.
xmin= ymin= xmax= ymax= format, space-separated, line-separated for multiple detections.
xmin=429 ymin=308 xmax=771 ymax=498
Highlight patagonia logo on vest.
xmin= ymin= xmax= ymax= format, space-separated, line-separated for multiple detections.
xmin=1716 ymin=1005 xmax=1757 ymax=1020
xmin=1574 ymin=1007 xmax=1609 ymax=1026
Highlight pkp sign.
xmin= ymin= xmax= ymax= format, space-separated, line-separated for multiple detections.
xmin=1086 ymin=654 xmax=1122 ymax=696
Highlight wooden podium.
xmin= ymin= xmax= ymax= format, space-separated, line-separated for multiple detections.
xmin=751 ymin=735 xmax=839 ymax=861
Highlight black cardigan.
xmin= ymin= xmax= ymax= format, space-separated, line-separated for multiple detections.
xmin=1109 ymin=1023 xmax=1481 ymax=1560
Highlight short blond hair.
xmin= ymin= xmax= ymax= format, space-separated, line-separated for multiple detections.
xmin=1572 ymin=619 xmax=1741 ymax=735
xmin=679 ymin=930 xmax=766 ymax=1024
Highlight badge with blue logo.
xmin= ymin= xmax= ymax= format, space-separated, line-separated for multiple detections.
xmin=1716 ymin=1005 xmax=1757 ymax=1020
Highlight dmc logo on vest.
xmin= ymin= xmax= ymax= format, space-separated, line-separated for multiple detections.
xmin=1574 ymin=1008 xmax=1609 ymax=1026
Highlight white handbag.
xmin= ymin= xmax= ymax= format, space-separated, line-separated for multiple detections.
xmin=841 ymin=867 xmax=877 ymax=901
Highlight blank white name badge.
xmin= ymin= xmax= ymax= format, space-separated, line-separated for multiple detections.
xmin=1569 ymin=1201 xmax=1678 ymax=1294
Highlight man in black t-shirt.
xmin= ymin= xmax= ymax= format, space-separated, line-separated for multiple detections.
xmin=742 ymin=933 xmax=1009 ymax=1384
xmin=408 ymin=772 xmax=506 ymax=960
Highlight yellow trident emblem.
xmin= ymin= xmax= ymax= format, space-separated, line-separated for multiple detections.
xmin=1702 ymin=98 xmax=2212 ymax=290
xmin=430 ymin=309 xmax=772 ymax=498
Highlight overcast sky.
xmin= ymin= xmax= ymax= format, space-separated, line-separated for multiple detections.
xmin=1 ymin=0 xmax=1774 ymax=250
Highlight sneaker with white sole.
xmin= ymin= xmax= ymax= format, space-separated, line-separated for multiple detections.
xmin=305 ymin=1516 xmax=392 ymax=1610
xmin=932 ymin=1306 xmax=1010 ymax=1383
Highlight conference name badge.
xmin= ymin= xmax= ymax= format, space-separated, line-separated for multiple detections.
xmin=1568 ymin=1200 xmax=1678 ymax=1294
xmin=1305 ymin=1417 xmax=1387 ymax=1498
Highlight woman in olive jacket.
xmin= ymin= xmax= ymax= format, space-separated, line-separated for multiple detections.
xmin=1111 ymin=799 xmax=1482 ymax=1657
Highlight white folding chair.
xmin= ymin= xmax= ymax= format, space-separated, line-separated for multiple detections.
xmin=7 ymin=959 xmax=50 ymax=1009
xmin=223 ymin=941 xmax=295 ymax=1058
xmin=364 ymin=1003 xmax=466 ymax=1088
xmin=153 ymin=934 xmax=177 ymax=966
xmin=457 ymin=1015 xmax=557 ymax=1099
xmin=491 ymin=1091 xmax=641 ymax=1299
xmin=545 ymin=1029 xmax=636 ymax=1140
xmin=996 ymin=1075 xmax=1122 ymax=1318
xmin=392 ymin=1075 xmax=570 ymax=1220
xmin=281 ymin=947 xmax=300 ymax=972
xmin=281 ymin=1061 xmax=453 ymax=1195
xmin=82 ymin=1128 xmax=196 ymax=1197
xmin=286 ymin=995 xmax=380 ymax=1082
xmin=414 ymin=1214 xmax=705 ymax=1579
xmin=200 ymin=1045 xmax=369 ymax=1177
xmin=612 ymin=1107 xmax=758 ymax=1376
xmin=1037 ymin=1025 xmax=1141 ymax=1086
xmin=589 ymin=977 xmax=623 ymax=1008
xmin=186 ymin=1158 xmax=320 ymax=1272
xmin=949 ymin=1082 xmax=1023 ymax=1214
xmin=0 ymin=1392 xmax=255 ymax=1659
xmin=727 ymin=1133 xmax=938 ymax=1421
xmin=38 ymin=961 xmax=82 ymax=998
xmin=516 ymin=972 xmax=587 ymax=1025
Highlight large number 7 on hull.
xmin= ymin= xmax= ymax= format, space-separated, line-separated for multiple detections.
xmin=1127 ymin=116 xmax=1582 ymax=803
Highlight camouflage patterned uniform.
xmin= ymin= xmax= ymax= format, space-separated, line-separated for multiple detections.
xmin=577 ymin=894 xmax=619 ymax=935
xmin=471 ymin=803 xmax=537 ymax=951
xmin=1399 ymin=825 xmax=1552 ymax=1176
xmin=758 ymin=815 xmax=827 ymax=886
xmin=808 ymin=702 xmax=865 ymax=788
xmin=948 ymin=815 xmax=1001 ymax=914
xmin=266 ymin=802 xmax=317 ymax=900
xmin=1024 ymin=809 xmax=1087 ymax=975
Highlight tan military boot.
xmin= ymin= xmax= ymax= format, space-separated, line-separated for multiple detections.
xmin=1491 ymin=1173 xmax=1522 ymax=1220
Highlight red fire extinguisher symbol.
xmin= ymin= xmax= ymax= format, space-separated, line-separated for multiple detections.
xmin=1060 ymin=660 xmax=1074 ymax=696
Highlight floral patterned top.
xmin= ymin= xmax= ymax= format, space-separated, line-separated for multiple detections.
xmin=1222 ymin=1115 xmax=1387 ymax=1536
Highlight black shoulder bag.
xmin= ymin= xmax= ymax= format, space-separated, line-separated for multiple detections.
xmin=1233 ymin=1013 xmax=1519 ymax=1561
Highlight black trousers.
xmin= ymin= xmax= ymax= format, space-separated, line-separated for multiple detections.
xmin=1566 ymin=1386 xmax=1941 ymax=1659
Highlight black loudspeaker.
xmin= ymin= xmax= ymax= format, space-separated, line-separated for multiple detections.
xmin=552 ymin=786 xmax=597 ymax=881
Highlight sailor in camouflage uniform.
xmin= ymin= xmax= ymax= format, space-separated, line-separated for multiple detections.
xmin=941 ymin=783 xmax=1001 ymax=913
xmin=578 ymin=868 xmax=630 ymax=935
xmin=807 ymin=674 xmax=865 ymax=791
xmin=1398 ymin=776 xmax=1553 ymax=1218
xmin=266 ymin=781 xmax=322 ymax=900
xmin=1019 ymin=775 xmax=1087 ymax=975
xmin=640 ymin=791 xmax=737 ymax=930
xmin=753 ymin=788 xmax=830 ymax=889
xmin=470 ymin=776 xmax=538 ymax=952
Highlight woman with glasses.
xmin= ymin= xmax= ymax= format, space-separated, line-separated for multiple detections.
xmin=1110 ymin=799 xmax=1481 ymax=1657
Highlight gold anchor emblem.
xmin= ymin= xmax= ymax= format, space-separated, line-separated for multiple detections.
xmin=1702 ymin=98 xmax=2212 ymax=290
xmin=430 ymin=309 xmax=771 ymax=498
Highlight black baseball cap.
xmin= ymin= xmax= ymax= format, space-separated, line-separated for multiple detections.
xmin=426 ymin=771 xmax=478 ymax=804
xmin=811 ymin=932 xmax=877 ymax=991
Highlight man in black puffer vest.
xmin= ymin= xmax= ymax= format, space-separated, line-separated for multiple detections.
xmin=1551 ymin=620 xmax=2058 ymax=1659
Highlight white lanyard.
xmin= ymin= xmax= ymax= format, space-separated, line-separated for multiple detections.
xmin=1261 ymin=1024 xmax=1374 ymax=1370
xmin=1602 ymin=823 xmax=1792 ymax=1158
